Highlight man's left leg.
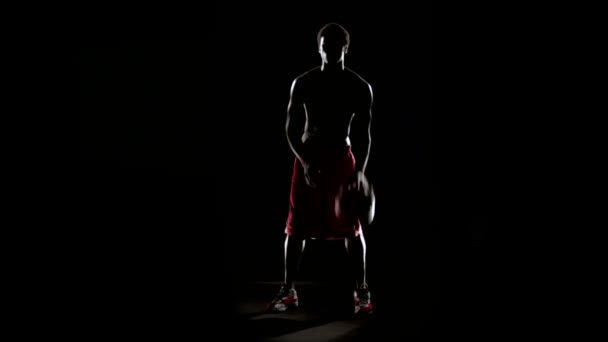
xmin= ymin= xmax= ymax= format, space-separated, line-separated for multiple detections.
xmin=345 ymin=229 xmax=373 ymax=314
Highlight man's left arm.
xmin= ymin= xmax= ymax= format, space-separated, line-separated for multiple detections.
xmin=353 ymin=83 xmax=373 ymax=174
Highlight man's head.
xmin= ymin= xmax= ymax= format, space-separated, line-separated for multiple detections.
xmin=317 ymin=23 xmax=350 ymax=65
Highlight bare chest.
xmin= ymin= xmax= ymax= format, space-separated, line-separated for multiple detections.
xmin=303 ymin=82 xmax=359 ymax=122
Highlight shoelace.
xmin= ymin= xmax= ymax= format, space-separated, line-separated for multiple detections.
xmin=357 ymin=290 xmax=370 ymax=305
xmin=274 ymin=287 xmax=294 ymax=301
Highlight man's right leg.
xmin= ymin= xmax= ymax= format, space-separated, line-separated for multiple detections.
xmin=269 ymin=235 xmax=305 ymax=311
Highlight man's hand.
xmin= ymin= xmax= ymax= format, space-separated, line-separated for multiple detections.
xmin=348 ymin=171 xmax=371 ymax=196
xmin=302 ymin=161 xmax=321 ymax=188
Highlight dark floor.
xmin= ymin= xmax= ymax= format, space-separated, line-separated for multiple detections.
xmin=226 ymin=281 xmax=435 ymax=341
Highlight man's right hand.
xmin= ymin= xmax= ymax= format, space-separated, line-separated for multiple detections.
xmin=302 ymin=161 xmax=320 ymax=188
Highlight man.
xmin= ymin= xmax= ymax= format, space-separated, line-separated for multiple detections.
xmin=268 ymin=23 xmax=374 ymax=315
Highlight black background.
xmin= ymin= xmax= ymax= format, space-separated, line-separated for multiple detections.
xmin=78 ymin=2 xmax=493 ymax=338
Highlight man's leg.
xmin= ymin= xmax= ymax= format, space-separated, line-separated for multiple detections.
xmin=346 ymin=229 xmax=373 ymax=314
xmin=284 ymin=235 xmax=305 ymax=289
xmin=345 ymin=231 xmax=367 ymax=289
xmin=269 ymin=235 xmax=305 ymax=311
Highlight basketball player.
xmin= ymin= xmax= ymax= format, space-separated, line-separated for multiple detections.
xmin=268 ymin=23 xmax=374 ymax=315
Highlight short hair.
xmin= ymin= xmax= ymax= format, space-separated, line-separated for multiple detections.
xmin=317 ymin=23 xmax=350 ymax=49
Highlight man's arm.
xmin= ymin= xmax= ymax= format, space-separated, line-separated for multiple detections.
xmin=353 ymin=83 xmax=373 ymax=173
xmin=286 ymin=77 xmax=307 ymax=164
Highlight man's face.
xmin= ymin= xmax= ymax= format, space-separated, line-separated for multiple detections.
xmin=319 ymin=36 xmax=346 ymax=64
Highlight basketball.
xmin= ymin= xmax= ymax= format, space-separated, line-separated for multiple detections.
xmin=335 ymin=173 xmax=376 ymax=226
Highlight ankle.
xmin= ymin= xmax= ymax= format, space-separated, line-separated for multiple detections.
xmin=356 ymin=283 xmax=369 ymax=291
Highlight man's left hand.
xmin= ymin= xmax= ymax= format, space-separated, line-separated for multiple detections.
xmin=349 ymin=171 xmax=371 ymax=195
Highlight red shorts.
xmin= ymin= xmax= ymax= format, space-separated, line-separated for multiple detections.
xmin=285 ymin=144 xmax=361 ymax=239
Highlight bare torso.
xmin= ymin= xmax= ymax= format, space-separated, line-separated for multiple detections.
xmin=298 ymin=67 xmax=370 ymax=147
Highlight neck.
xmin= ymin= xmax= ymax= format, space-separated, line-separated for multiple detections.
xmin=321 ymin=56 xmax=344 ymax=71
xmin=321 ymin=60 xmax=345 ymax=72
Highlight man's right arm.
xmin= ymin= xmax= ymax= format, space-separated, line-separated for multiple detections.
xmin=286 ymin=77 xmax=307 ymax=164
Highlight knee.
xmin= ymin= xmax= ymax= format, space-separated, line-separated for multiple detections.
xmin=346 ymin=236 xmax=364 ymax=252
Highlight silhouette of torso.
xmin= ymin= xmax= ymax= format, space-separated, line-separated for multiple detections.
xmin=297 ymin=67 xmax=370 ymax=147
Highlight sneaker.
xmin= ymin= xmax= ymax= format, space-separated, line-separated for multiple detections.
xmin=354 ymin=285 xmax=373 ymax=315
xmin=268 ymin=285 xmax=299 ymax=312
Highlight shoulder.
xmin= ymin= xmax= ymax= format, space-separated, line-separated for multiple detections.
xmin=345 ymin=67 xmax=373 ymax=99
xmin=289 ymin=67 xmax=321 ymax=99
xmin=291 ymin=67 xmax=320 ymax=88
